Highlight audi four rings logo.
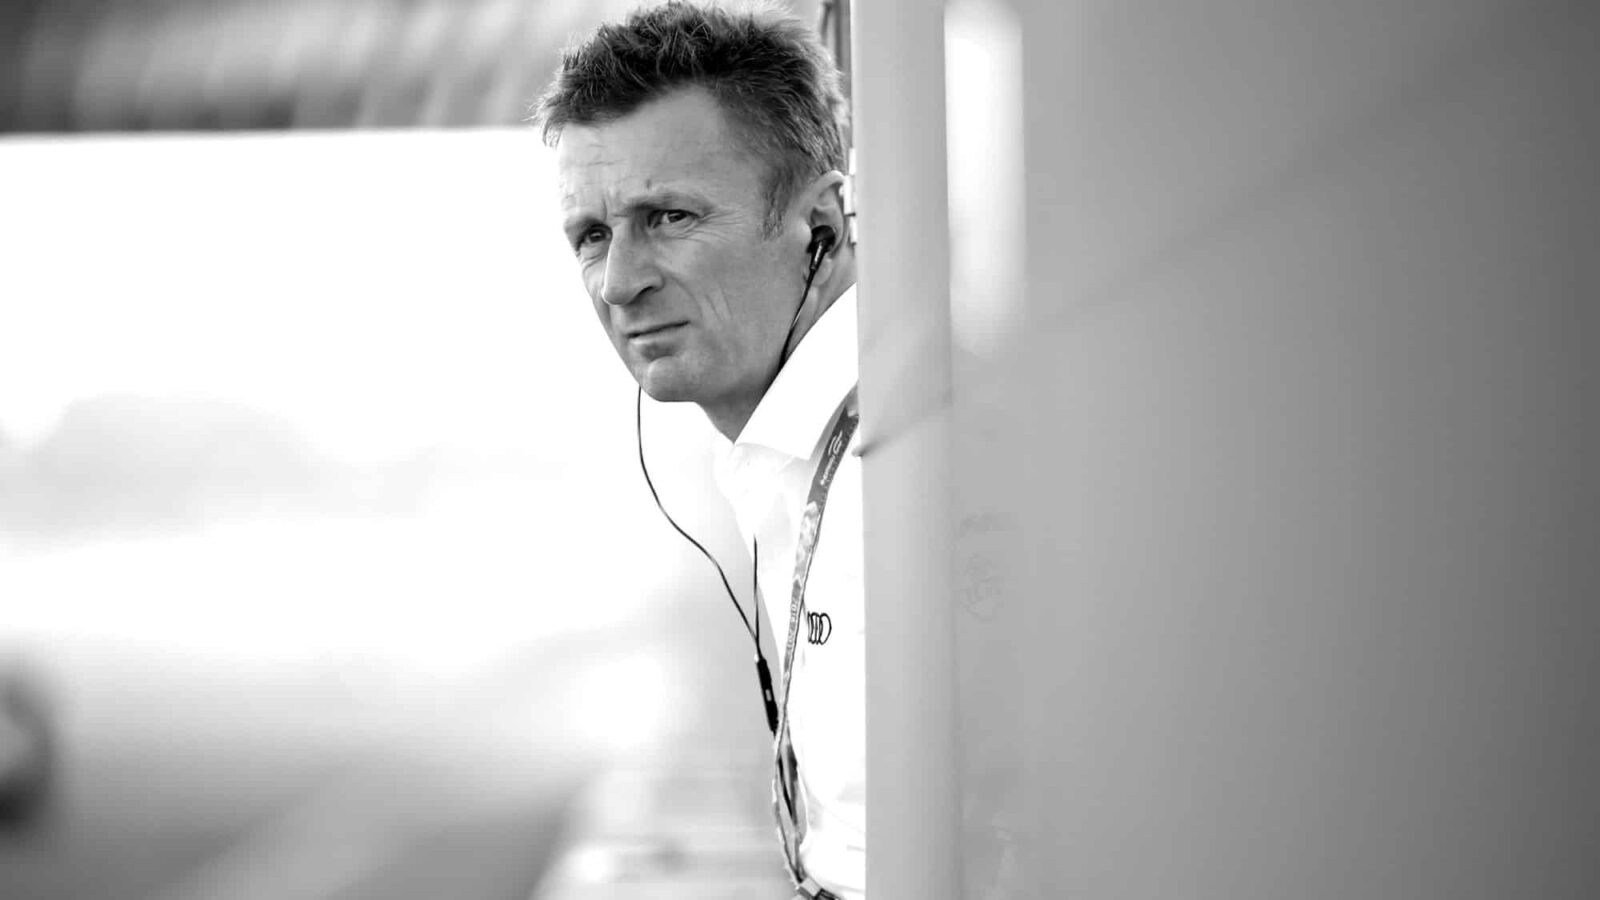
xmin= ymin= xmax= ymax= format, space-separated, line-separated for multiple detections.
xmin=807 ymin=611 xmax=832 ymax=645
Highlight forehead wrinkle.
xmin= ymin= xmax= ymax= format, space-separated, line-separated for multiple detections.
xmin=555 ymin=90 xmax=769 ymax=226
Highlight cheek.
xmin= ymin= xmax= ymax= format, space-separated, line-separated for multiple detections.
xmin=591 ymin=300 xmax=620 ymax=343
xmin=582 ymin=275 xmax=614 ymax=331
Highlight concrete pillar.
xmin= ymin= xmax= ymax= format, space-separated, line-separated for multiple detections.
xmin=851 ymin=0 xmax=963 ymax=896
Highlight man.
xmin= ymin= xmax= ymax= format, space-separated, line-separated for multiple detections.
xmin=534 ymin=3 xmax=864 ymax=898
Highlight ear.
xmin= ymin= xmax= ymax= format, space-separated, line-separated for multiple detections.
xmin=795 ymin=169 xmax=850 ymax=256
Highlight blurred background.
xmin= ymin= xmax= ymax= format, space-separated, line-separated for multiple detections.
xmin=3 ymin=0 xmax=627 ymax=132
xmin=2 ymin=1 xmax=836 ymax=897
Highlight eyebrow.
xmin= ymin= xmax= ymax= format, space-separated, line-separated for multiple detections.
xmin=562 ymin=187 xmax=710 ymax=235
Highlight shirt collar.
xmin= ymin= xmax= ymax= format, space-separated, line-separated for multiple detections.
xmin=725 ymin=286 xmax=858 ymax=462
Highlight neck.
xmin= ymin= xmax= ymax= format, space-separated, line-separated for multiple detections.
xmin=704 ymin=394 xmax=762 ymax=442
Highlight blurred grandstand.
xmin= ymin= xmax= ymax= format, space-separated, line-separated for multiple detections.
xmin=0 ymin=0 xmax=828 ymax=133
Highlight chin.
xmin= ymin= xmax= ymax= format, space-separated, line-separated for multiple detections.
xmin=639 ymin=382 xmax=697 ymax=404
xmin=634 ymin=361 xmax=704 ymax=405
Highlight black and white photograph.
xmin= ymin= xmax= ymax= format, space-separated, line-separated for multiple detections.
xmin=2 ymin=2 xmax=1595 ymax=898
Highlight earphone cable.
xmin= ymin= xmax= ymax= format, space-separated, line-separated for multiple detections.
xmin=635 ymin=386 xmax=759 ymax=647
xmin=631 ymin=247 xmax=826 ymax=737
xmin=779 ymin=239 xmax=829 ymax=366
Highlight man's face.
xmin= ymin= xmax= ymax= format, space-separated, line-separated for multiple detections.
xmin=555 ymin=87 xmax=803 ymax=416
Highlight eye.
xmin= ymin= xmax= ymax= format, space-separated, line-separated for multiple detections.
xmin=573 ymin=225 xmax=609 ymax=255
xmin=649 ymin=209 xmax=694 ymax=228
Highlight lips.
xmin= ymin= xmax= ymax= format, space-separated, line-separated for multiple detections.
xmin=626 ymin=322 xmax=686 ymax=339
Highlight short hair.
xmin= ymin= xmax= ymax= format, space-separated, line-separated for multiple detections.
xmin=533 ymin=1 xmax=846 ymax=234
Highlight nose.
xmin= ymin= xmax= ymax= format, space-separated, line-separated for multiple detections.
xmin=598 ymin=231 xmax=660 ymax=308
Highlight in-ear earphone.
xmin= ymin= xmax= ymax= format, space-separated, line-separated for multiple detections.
xmin=805 ymin=225 xmax=837 ymax=279
xmin=783 ymin=224 xmax=837 ymax=365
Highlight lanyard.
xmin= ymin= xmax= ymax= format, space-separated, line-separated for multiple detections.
xmin=778 ymin=384 xmax=859 ymax=715
xmin=770 ymin=385 xmax=858 ymax=898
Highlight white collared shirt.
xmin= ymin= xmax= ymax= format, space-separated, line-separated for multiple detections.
xmin=713 ymin=287 xmax=865 ymax=899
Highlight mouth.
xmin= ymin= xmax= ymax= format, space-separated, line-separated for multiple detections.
xmin=626 ymin=322 xmax=687 ymax=340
